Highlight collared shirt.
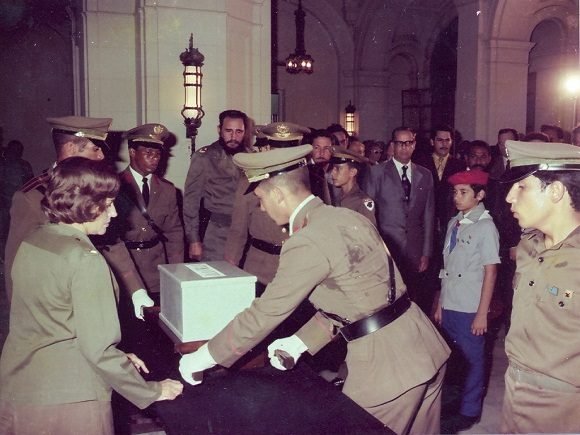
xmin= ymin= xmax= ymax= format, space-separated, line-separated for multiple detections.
xmin=505 ymin=225 xmax=580 ymax=386
xmin=392 ymin=158 xmax=412 ymax=183
xmin=440 ymin=203 xmax=500 ymax=312
xmin=129 ymin=166 xmax=150 ymax=194
xmin=432 ymin=153 xmax=449 ymax=180
xmin=289 ymin=194 xmax=315 ymax=236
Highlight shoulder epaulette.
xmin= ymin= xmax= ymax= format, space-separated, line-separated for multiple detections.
xmin=21 ymin=170 xmax=50 ymax=193
xmin=196 ymin=145 xmax=210 ymax=154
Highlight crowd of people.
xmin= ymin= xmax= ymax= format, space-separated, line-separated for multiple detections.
xmin=0 ymin=111 xmax=579 ymax=434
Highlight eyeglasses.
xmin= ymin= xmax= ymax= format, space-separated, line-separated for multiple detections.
xmin=392 ymin=140 xmax=415 ymax=148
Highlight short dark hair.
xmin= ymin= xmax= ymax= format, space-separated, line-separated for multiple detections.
xmin=523 ymin=131 xmax=550 ymax=142
xmin=42 ymin=157 xmax=120 ymax=224
xmin=540 ymin=124 xmax=564 ymax=140
xmin=218 ymin=109 xmax=249 ymax=130
xmin=468 ymin=140 xmax=491 ymax=153
xmin=498 ymin=128 xmax=518 ymax=139
xmin=430 ymin=125 xmax=454 ymax=140
xmin=391 ymin=126 xmax=415 ymax=140
xmin=5 ymin=140 xmax=24 ymax=159
xmin=535 ymin=170 xmax=580 ymax=211
xmin=326 ymin=123 xmax=348 ymax=137
xmin=310 ymin=129 xmax=334 ymax=143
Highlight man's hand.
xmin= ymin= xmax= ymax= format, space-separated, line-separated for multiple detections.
xmin=189 ymin=242 xmax=203 ymax=261
xmin=179 ymin=343 xmax=217 ymax=386
xmin=267 ymin=335 xmax=308 ymax=371
xmin=418 ymin=256 xmax=430 ymax=273
xmin=157 ymin=379 xmax=184 ymax=401
xmin=126 ymin=353 xmax=149 ymax=373
xmin=471 ymin=312 xmax=488 ymax=336
xmin=132 ymin=289 xmax=155 ymax=320
xmin=433 ymin=301 xmax=443 ymax=326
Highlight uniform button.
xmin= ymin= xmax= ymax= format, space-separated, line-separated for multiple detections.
xmin=559 ymin=301 xmax=565 ymax=307
xmin=538 ymin=257 xmax=544 ymax=263
xmin=458 ymin=274 xmax=462 ymax=277
xmin=529 ymin=281 xmax=534 ymax=286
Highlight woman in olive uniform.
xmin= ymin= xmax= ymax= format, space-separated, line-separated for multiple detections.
xmin=0 ymin=157 xmax=182 ymax=435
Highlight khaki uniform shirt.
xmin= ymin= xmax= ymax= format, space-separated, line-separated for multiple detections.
xmin=225 ymin=177 xmax=288 ymax=285
xmin=505 ymin=226 xmax=580 ymax=386
xmin=4 ymin=170 xmax=145 ymax=302
xmin=336 ymin=184 xmax=377 ymax=227
xmin=208 ymin=197 xmax=450 ymax=407
xmin=0 ymin=224 xmax=161 ymax=409
xmin=183 ymin=141 xmax=242 ymax=243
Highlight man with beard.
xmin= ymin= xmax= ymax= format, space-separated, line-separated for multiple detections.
xmin=308 ymin=129 xmax=335 ymax=205
xmin=183 ymin=109 xmax=248 ymax=261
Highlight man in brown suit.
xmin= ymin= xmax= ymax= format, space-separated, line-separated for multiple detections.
xmin=3 ymin=116 xmax=150 ymax=319
xmin=179 ymin=145 xmax=450 ymax=433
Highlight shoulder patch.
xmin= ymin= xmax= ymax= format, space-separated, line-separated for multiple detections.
xmin=196 ymin=146 xmax=210 ymax=154
xmin=364 ymin=199 xmax=374 ymax=211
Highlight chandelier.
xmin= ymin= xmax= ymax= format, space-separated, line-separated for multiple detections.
xmin=285 ymin=0 xmax=314 ymax=74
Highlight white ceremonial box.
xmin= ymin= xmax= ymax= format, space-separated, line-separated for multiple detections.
xmin=159 ymin=261 xmax=257 ymax=342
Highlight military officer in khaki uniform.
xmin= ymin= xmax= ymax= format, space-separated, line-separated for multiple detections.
xmin=3 ymin=116 xmax=150 ymax=320
xmin=114 ymin=123 xmax=184 ymax=297
xmin=500 ymin=140 xmax=580 ymax=433
xmin=225 ymin=121 xmax=309 ymax=290
xmin=179 ymin=145 xmax=451 ymax=433
xmin=183 ymin=109 xmax=248 ymax=261
xmin=330 ymin=147 xmax=376 ymax=226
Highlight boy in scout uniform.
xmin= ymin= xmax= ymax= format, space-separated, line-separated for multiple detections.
xmin=4 ymin=117 xmax=151 ymax=320
xmin=500 ymin=140 xmax=580 ymax=433
xmin=330 ymin=147 xmax=376 ymax=226
xmin=179 ymin=145 xmax=450 ymax=433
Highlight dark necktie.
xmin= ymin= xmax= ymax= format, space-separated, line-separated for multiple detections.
xmin=449 ymin=221 xmax=460 ymax=253
xmin=401 ymin=165 xmax=411 ymax=202
xmin=142 ymin=177 xmax=150 ymax=206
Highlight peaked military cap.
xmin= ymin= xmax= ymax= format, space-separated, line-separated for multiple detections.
xmin=47 ymin=116 xmax=112 ymax=149
xmin=234 ymin=144 xmax=313 ymax=192
xmin=330 ymin=146 xmax=369 ymax=165
xmin=125 ymin=123 xmax=169 ymax=148
xmin=501 ymin=140 xmax=580 ymax=183
xmin=256 ymin=122 xmax=310 ymax=142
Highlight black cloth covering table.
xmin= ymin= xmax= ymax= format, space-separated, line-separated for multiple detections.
xmin=154 ymin=363 xmax=391 ymax=435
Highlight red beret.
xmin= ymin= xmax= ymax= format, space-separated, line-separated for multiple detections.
xmin=448 ymin=169 xmax=489 ymax=186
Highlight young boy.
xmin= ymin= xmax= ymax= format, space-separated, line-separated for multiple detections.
xmin=434 ymin=169 xmax=500 ymax=431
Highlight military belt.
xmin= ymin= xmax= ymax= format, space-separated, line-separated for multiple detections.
xmin=251 ymin=238 xmax=283 ymax=255
xmin=508 ymin=362 xmax=580 ymax=393
xmin=125 ymin=237 xmax=160 ymax=250
xmin=320 ymin=293 xmax=411 ymax=342
xmin=209 ymin=212 xmax=232 ymax=227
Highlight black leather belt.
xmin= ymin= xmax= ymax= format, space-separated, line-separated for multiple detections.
xmin=321 ymin=294 xmax=411 ymax=342
xmin=251 ymin=238 xmax=283 ymax=255
xmin=125 ymin=238 xmax=160 ymax=250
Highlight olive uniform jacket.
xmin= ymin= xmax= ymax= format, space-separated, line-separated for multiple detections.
xmin=4 ymin=169 xmax=145 ymax=303
xmin=225 ymin=177 xmax=288 ymax=285
xmin=364 ymin=159 xmax=435 ymax=269
xmin=208 ymin=197 xmax=450 ymax=408
xmin=183 ymin=141 xmax=242 ymax=244
xmin=335 ymin=183 xmax=377 ymax=227
xmin=109 ymin=168 xmax=184 ymax=293
xmin=0 ymin=224 xmax=161 ymax=409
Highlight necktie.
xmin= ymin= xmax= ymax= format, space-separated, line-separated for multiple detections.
xmin=401 ymin=165 xmax=411 ymax=202
xmin=142 ymin=177 xmax=150 ymax=206
xmin=449 ymin=221 xmax=460 ymax=253
xmin=436 ymin=156 xmax=445 ymax=180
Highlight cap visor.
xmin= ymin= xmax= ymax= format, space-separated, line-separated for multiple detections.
xmin=93 ymin=139 xmax=110 ymax=151
xmin=500 ymin=165 xmax=538 ymax=183
xmin=244 ymin=181 xmax=260 ymax=195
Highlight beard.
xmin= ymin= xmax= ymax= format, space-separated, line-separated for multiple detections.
xmin=219 ymin=137 xmax=245 ymax=155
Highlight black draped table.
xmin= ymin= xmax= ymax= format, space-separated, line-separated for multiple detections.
xmin=154 ymin=363 xmax=391 ymax=435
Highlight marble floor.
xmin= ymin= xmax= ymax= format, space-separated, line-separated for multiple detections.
xmin=0 ymin=261 xmax=509 ymax=434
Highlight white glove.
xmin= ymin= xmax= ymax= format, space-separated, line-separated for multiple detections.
xmin=132 ymin=289 xmax=155 ymax=320
xmin=179 ymin=343 xmax=217 ymax=386
xmin=267 ymin=335 xmax=308 ymax=371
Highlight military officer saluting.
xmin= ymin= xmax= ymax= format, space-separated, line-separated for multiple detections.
xmin=179 ymin=145 xmax=450 ymax=433
xmin=330 ymin=147 xmax=376 ymax=226
xmin=500 ymin=140 xmax=580 ymax=433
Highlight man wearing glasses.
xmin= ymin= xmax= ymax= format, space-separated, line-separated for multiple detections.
xmin=364 ymin=126 xmax=435 ymax=313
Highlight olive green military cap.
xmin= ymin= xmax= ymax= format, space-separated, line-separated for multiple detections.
xmin=234 ymin=144 xmax=313 ymax=192
xmin=330 ymin=146 xmax=369 ymax=165
xmin=501 ymin=140 xmax=580 ymax=182
xmin=47 ymin=116 xmax=112 ymax=142
xmin=125 ymin=123 xmax=169 ymax=148
xmin=256 ymin=122 xmax=310 ymax=142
